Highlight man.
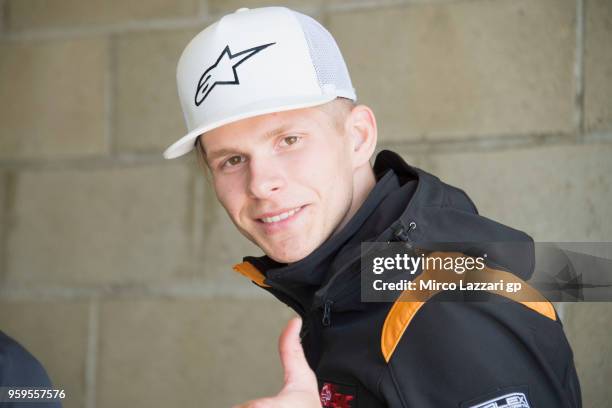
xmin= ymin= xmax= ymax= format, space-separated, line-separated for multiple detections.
xmin=163 ymin=6 xmax=581 ymax=407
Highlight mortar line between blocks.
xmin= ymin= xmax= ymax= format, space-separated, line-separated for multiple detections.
xmin=378 ymin=132 xmax=580 ymax=154
xmin=574 ymin=0 xmax=585 ymax=140
xmin=0 ymin=131 xmax=584 ymax=171
xmin=0 ymin=171 xmax=11 ymax=281
xmin=327 ymin=0 xmax=484 ymax=13
xmin=0 ymin=0 xmax=6 ymax=36
xmin=85 ymin=299 xmax=99 ymax=408
xmin=0 ymin=284 xmax=272 ymax=300
xmin=3 ymin=16 xmax=213 ymax=41
xmin=106 ymin=35 xmax=115 ymax=157
xmin=583 ymin=130 xmax=612 ymax=143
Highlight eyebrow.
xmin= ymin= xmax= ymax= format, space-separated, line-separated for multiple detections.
xmin=205 ymin=147 xmax=241 ymax=162
xmin=204 ymin=123 xmax=295 ymax=162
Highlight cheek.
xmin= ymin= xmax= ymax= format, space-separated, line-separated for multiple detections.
xmin=287 ymin=137 xmax=348 ymax=180
xmin=323 ymin=148 xmax=354 ymax=211
xmin=286 ymin=144 xmax=352 ymax=208
xmin=283 ymin=150 xmax=333 ymax=194
xmin=214 ymin=177 xmax=245 ymax=220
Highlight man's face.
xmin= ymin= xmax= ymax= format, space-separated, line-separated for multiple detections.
xmin=201 ymin=105 xmax=354 ymax=263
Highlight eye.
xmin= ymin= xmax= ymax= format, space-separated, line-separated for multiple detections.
xmin=221 ymin=155 xmax=245 ymax=169
xmin=280 ymin=135 xmax=301 ymax=147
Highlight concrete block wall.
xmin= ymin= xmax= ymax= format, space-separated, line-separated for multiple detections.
xmin=0 ymin=0 xmax=610 ymax=407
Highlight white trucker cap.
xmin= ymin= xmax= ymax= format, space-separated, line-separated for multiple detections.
xmin=162 ymin=6 xmax=357 ymax=159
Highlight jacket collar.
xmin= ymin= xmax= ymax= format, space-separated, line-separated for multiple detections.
xmin=237 ymin=158 xmax=407 ymax=314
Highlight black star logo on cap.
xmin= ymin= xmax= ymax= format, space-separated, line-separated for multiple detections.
xmin=194 ymin=42 xmax=276 ymax=106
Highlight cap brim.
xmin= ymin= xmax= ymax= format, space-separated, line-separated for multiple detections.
xmin=163 ymin=94 xmax=337 ymax=159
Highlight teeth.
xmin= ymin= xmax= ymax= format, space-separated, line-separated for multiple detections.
xmin=261 ymin=207 xmax=301 ymax=224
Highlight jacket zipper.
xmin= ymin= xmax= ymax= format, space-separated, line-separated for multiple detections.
xmin=322 ymin=300 xmax=334 ymax=326
xmin=315 ymin=220 xmax=418 ymax=327
xmin=392 ymin=221 xmax=417 ymax=249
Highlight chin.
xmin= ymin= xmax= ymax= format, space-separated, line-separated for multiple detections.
xmin=267 ymin=241 xmax=314 ymax=264
xmin=268 ymin=249 xmax=307 ymax=264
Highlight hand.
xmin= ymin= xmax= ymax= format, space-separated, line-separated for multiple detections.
xmin=232 ymin=317 xmax=321 ymax=408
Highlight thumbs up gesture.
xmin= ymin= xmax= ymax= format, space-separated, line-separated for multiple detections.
xmin=232 ymin=317 xmax=321 ymax=408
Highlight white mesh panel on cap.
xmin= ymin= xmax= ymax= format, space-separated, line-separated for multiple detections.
xmin=291 ymin=11 xmax=357 ymax=101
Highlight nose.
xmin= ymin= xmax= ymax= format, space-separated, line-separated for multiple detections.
xmin=247 ymin=156 xmax=286 ymax=199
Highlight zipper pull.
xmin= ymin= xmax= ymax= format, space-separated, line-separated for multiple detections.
xmin=392 ymin=221 xmax=417 ymax=248
xmin=322 ymin=300 xmax=333 ymax=327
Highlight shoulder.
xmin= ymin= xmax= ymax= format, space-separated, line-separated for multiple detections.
xmin=0 ymin=330 xmax=54 ymax=387
xmin=381 ymin=290 xmax=559 ymax=363
xmin=377 ymin=293 xmax=578 ymax=407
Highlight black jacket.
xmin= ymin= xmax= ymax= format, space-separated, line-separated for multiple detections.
xmin=233 ymin=150 xmax=581 ymax=407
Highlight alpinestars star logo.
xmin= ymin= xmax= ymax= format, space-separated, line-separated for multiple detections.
xmin=194 ymin=42 xmax=276 ymax=106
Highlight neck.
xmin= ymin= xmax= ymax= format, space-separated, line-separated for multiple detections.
xmin=332 ymin=165 xmax=377 ymax=237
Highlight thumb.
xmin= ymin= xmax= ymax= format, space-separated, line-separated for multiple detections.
xmin=278 ymin=316 xmax=318 ymax=393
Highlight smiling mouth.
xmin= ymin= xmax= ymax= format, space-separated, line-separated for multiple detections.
xmin=258 ymin=206 xmax=305 ymax=224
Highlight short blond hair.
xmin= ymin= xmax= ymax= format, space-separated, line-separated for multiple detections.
xmin=316 ymin=97 xmax=356 ymax=133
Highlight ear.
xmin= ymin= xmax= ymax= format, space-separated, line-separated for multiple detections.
xmin=345 ymin=104 xmax=378 ymax=169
